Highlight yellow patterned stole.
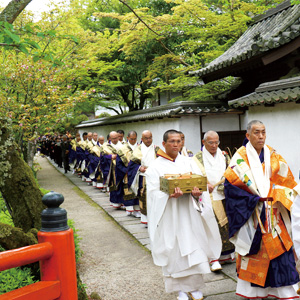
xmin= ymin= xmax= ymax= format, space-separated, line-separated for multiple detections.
xmin=193 ymin=151 xmax=228 ymax=227
xmin=224 ymin=145 xmax=296 ymax=210
xmin=226 ymin=145 xmax=296 ymax=286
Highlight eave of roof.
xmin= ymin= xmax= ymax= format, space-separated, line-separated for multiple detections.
xmin=76 ymin=101 xmax=243 ymax=128
xmin=229 ymin=76 xmax=300 ymax=107
xmin=190 ymin=1 xmax=300 ymax=80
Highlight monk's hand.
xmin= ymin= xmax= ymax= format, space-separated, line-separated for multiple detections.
xmin=207 ymin=183 xmax=214 ymax=193
xmin=111 ymin=154 xmax=117 ymax=160
xmin=191 ymin=186 xmax=203 ymax=198
xmin=139 ymin=166 xmax=147 ymax=173
xmin=170 ymin=187 xmax=183 ymax=199
xmin=259 ymin=197 xmax=273 ymax=202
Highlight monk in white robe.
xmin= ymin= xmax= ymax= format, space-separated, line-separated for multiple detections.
xmin=193 ymin=131 xmax=234 ymax=272
xmin=146 ymin=130 xmax=221 ymax=300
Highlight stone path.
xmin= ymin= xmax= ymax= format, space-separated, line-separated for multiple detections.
xmin=36 ymin=155 xmax=240 ymax=300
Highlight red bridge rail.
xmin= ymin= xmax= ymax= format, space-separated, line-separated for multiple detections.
xmin=0 ymin=191 xmax=78 ymax=300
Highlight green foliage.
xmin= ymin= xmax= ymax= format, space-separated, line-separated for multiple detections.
xmin=75 ymin=0 xmax=288 ymax=111
xmin=0 ymin=267 xmax=37 ymax=295
xmin=39 ymin=187 xmax=51 ymax=195
xmin=0 ymin=246 xmax=37 ymax=296
xmin=0 ymin=21 xmax=40 ymax=54
xmin=97 ymin=112 xmax=111 ymax=118
xmin=0 ymin=0 xmax=290 ymax=132
xmin=0 ymin=195 xmax=13 ymax=227
xmin=68 ymin=219 xmax=83 ymax=264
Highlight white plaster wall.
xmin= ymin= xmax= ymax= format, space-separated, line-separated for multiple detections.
xmin=78 ymin=118 xmax=181 ymax=149
xmin=248 ymin=102 xmax=300 ymax=181
xmin=179 ymin=116 xmax=201 ymax=154
xmin=240 ymin=113 xmax=248 ymax=130
xmin=77 ymin=114 xmax=246 ymax=155
xmin=202 ymin=114 xmax=241 ymax=132
xmin=78 ymin=117 xmax=202 ymax=152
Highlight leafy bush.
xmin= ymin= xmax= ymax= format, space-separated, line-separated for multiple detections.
xmin=0 ymin=196 xmax=13 ymax=226
xmin=0 ymin=267 xmax=37 ymax=295
xmin=68 ymin=219 xmax=83 ymax=263
xmin=0 ymin=217 xmax=37 ymax=295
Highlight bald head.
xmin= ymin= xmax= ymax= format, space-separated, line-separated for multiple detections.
xmin=127 ymin=131 xmax=137 ymax=146
xmin=92 ymin=132 xmax=98 ymax=141
xmin=142 ymin=130 xmax=152 ymax=147
xmin=87 ymin=132 xmax=93 ymax=141
xmin=203 ymin=131 xmax=219 ymax=141
xmin=202 ymin=131 xmax=220 ymax=156
xmin=109 ymin=131 xmax=119 ymax=145
xmin=98 ymin=135 xmax=105 ymax=145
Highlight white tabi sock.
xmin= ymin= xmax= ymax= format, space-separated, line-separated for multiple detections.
xmin=190 ymin=290 xmax=203 ymax=300
xmin=178 ymin=291 xmax=189 ymax=300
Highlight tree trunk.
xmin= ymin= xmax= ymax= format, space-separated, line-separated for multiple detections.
xmin=27 ymin=140 xmax=36 ymax=169
xmin=0 ymin=119 xmax=44 ymax=243
xmin=0 ymin=1 xmax=88 ymax=296
xmin=1 ymin=146 xmax=44 ymax=232
xmin=0 ymin=0 xmax=32 ymax=23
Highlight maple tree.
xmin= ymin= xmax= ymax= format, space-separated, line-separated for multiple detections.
xmin=76 ymin=0 xmax=284 ymax=111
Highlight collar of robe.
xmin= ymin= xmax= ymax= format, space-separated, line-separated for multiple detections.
xmin=156 ymin=148 xmax=175 ymax=162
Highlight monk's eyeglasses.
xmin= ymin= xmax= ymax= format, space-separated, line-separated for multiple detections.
xmin=207 ymin=141 xmax=220 ymax=145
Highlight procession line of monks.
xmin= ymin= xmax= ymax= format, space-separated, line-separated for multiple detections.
xmin=61 ymin=122 xmax=300 ymax=300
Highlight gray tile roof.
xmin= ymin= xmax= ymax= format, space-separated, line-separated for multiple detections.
xmin=190 ymin=1 xmax=300 ymax=79
xmin=229 ymin=76 xmax=300 ymax=107
xmin=76 ymin=101 xmax=243 ymax=128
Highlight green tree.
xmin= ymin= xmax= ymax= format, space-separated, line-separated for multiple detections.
xmin=0 ymin=2 xmax=89 ymax=298
xmin=77 ymin=0 xmax=287 ymax=108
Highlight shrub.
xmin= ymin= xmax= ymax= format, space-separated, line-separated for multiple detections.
xmin=0 ymin=266 xmax=37 ymax=295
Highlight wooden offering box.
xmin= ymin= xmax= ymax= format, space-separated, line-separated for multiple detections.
xmin=160 ymin=173 xmax=207 ymax=194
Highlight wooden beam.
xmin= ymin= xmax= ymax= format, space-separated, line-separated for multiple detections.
xmin=262 ymin=36 xmax=300 ymax=65
xmin=0 ymin=281 xmax=60 ymax=300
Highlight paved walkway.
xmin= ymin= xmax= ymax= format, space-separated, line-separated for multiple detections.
xmin=37 ymin=155 xmax=240 ymax=300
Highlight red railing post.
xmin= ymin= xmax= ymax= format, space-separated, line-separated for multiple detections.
xmin=37 ymin=191 xmax=78 ymax=300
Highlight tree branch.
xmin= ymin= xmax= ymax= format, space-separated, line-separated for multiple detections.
xmin=102 ymin=105 xmax=121 ymax=115
xmin=117 ymin=0 xmax=190 ymax=67
xmin=0 ymin=0 xmax=32 ymax=24
xmin=0 ymin=43 xmax=18 ymax=47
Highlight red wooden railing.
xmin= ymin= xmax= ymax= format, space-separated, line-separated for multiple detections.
xmin=0 ymin=192 xmax=78 ymax=300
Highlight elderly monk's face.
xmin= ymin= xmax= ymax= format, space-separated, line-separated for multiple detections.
xmin=163 ymin=133 xmax=182 ymax=160
xmin=142 ymin=132 xmax=153 ymax=147
xmin=202 ymin=133 xmax=219 ymax=156
xmin=110 ymin=133 xmax=119 ymax=145
xmin=93 ymin=133 xmax=98 ymax=141
xmin=128 ymin=134 xmax=137 ymax=146
xmin=246 ymin=123 xmax=266 ymax=154
xmin=87 ymin=133 xmax=93 ymax=141
xmin=98 ymin=137 xmax=105 ymax=145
